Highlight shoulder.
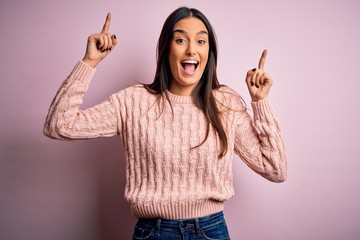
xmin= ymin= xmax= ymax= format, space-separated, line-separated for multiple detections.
xmin=109 ymin=85 xmax=158 ymax=108
xmin=112 ymin=84 xmax=153 ymax=99
xmin=213 ymin=85 xmax=240 ymax=98
xmin=213 ymin=85 xmax=247 ymax=111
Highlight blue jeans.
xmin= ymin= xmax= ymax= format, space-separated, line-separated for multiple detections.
xmin=132 ymin=211 xmax=231 ymax=240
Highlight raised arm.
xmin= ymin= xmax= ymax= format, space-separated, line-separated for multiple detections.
xmin=234 ymin=99 xmax=287 ymax=182
xmin=234 ymin=50 xmax=287 ymax=182
xmin=43 ymin=13 xmax=120 ymax=140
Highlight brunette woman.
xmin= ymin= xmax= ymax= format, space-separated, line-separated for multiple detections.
xmin=44 ymin=7 xmax=287 ymax=240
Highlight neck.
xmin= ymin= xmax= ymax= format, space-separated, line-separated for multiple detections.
xmin=168 ymin=83 xmax=196 ymax=96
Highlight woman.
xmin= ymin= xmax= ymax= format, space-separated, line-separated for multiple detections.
xmin=44 ymin=7 xmax=287 ymax=240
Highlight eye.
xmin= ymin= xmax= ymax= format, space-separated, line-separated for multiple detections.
xmin=198 ymin=40 xmax=206 ymax=44
xmin=175 ymin=39 xmax=186 ymax=44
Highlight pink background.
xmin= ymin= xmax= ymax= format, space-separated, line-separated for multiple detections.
xmin=1 ymin=0 xmax=359 ymax=239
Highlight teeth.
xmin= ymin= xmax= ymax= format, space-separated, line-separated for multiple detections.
xmin=182 ymin=60 xmax=198 ymax=64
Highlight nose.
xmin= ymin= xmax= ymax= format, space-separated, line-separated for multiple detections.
xmin=185 ymin=42 xmax=196 ymax=56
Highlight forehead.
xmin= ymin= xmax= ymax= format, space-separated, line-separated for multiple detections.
xmin=173 ymin=17 xmax=208 ymax=34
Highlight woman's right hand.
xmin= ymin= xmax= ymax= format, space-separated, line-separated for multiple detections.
xmin=82 ymin=13 xmax=117 ymax=68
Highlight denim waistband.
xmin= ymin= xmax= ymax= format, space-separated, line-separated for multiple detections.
xmin=138 ymin=211 xmax=224 ymax=229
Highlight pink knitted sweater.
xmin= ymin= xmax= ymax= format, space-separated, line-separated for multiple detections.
xmin=44 ymin=61 xmax=287 ymax=219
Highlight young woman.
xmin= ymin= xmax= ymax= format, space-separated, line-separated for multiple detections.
xmin=44 ymin=7 xmax=287 ymax=240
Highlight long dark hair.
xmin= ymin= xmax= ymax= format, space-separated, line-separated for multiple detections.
xmin=144 ymin=7 xmax=228 ymax=158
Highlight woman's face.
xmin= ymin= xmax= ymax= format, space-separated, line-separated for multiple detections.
xmin=168 ymin=17 xmax=209 ymax=96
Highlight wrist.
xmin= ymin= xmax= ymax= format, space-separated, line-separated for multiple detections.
xmin=251 ymin=96 xmax=267 ymax=102
xmin=82 ymin=58 xmax=98 ymax=68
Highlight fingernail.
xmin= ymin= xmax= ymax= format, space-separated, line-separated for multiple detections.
xmin=251 ymin=82 xmax=254 ymax=86
xmin=109 ymin=47 xmax=112 ymax=51
xmin=113 ymin=34 xmax=117 ymax=39
xmin=101 ymin=49 xmax=106 ymax=53
xmin=252 ymin=68 xmax=256 ymax=72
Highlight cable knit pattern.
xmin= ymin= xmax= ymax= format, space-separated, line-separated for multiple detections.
xmin=44 ymin=61 xmax=287 ymax=219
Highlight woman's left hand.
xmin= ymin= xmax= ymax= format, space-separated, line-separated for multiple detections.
xmin=245 ymin=50 xmax=273 ymax=102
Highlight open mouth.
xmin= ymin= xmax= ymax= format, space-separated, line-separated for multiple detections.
xmin=181 ymin=60 xmax=199 ymax=75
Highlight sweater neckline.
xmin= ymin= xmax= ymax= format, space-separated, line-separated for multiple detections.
xmin=165 ymin=90 xmax=193 ymax=104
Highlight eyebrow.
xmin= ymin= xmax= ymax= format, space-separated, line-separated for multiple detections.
xmin=173 ymin=29 xmax=208 ymax=35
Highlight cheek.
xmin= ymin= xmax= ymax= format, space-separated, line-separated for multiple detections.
xmin=168 ymin=59 xmax=180 ymax=81
xmin=201 ymin=56 xmax=209 ymax=70
xmin=201 ymin=49 xmax=210 ymax=68
xmin=169 ymin=50 xmax=180 ymax=70
xmin=169 ymin=59 xmax=179 ymax=75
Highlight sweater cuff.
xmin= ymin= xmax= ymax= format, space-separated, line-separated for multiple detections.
xmin=251 ymin=98 xmax=277 ymax=120
xmin=69 ymin=60 xmax=96 ymax=83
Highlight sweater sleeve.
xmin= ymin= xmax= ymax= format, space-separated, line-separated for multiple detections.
xmin=234 ymin=99 xmax=287 ymax=182
xmin=43 ymin=61 xmax=119 ymax=140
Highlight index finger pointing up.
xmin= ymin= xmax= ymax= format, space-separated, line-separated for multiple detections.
xmin=258 ymin=49 xmax=267 ymax=69
xmin=101 ymin=13 xmax=111 ymax=33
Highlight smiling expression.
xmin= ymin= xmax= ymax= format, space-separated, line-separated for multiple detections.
xmin=168 ymin=17 xmax=209 ymax=96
